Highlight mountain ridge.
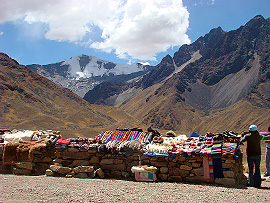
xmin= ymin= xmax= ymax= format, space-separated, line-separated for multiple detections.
xmin=0 ymin=53 xmax=141 ymax=137
xmin=116 ymin=15 xmax=270 ymax=133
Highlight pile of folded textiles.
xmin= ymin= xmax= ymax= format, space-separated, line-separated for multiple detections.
xmin=55 ymin=137 xmax=99 ymax=151
xmin=145 ymin=130 xmax=241 ymax=158
xmin=95 ymin=129 xmax=150 ymax=144
xmin=97 ymin=140 xmax=146 ymax=154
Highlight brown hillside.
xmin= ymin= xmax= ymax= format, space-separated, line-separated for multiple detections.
xmin=119 ymin=15 xmax=270 ymax=135
xmin=0 ymin=53 xmax=141 ymax=137
xmin=120 ymin=82 xmax=270 ymax=135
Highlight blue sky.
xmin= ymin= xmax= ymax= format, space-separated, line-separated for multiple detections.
xmin=0 ymin=0 xmax=269 ymax=66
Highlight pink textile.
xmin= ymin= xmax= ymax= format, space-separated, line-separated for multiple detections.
xmin=203 ymin=156 xmax=210 ymax=179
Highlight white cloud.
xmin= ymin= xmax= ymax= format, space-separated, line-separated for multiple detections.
xmin=0 ymin=0 xmax=190 ymax=62
xmin=0 ymin=31 xmax=3 ymax=35
xmin=92 ymin=0 xmax=190 ymax=61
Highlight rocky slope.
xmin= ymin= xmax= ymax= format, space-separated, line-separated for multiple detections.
xmin=117 ymin=15 xmax=270 ymax=134
xmin=0 ymin=53 xmax=141 ymax=137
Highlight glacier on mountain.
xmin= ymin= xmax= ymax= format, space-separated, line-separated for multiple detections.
xmin=61 ymin=55 xmax=147 ymax=79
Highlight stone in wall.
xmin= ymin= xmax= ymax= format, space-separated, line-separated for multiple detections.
xmin=152 ymin=161 xmax=167 ymax=167
xmin=50 ymin=165 xmax=71 ymax=175
xmin=12 ymin=167 xmax=31 ymax=175
xmin=160 ymin=167 xmax=168 ymax=174
xmin=168 ymin=176 xmax=182 ymax=182
xmin=32 ymin=163 xmax=49 ymax=175
xmin=15 ymin=162 xmax=33 ymax=170
xmin=96 ymin=168 xmax=105 ymax=178
xmin=89 ymin=156 xmax=99 ymax=164
xmin=122 ymin=172 xmax=130 ymax=178
xmin=180 ymin=165 xmax=192 ymax=171
xmin=158 ymin=173 xmax=168 ymax=181
xmin=192 ymin=167 xmax=204 ymax=176
xmin=101 ymin=163 xmax=126 ymax=171
xmin=75 ymin=172 xmax=88 ymax=178
xmin=59 ymin=151 xmax=90 ymax=160
xmin=169 ymin=167 xmax=181 ymax=176
xmin=73 ymin=166 xmax=94 ymax=173
xmin=223 ymin=170 xmax=235 ymax=178
xmin=71 ymin=160 xmax=90 ymax=167
xmin=191 ymin=162 xmax=201 ymax=168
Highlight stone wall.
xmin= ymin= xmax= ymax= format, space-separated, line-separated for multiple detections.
xmin=46 ymin=147 xmax=246 ymax=186
xmin=0 ymin=143 xmax=246 ymax=186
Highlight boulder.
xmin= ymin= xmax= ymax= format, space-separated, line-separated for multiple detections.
xmin=45 ymin=169 xmax=54 ymax=176
xmin=96 ymin=168 xmax=105 ymax=178
xmin=50 ymin=165 xmax=71 ymax=174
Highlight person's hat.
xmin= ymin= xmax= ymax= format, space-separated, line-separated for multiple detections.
xmin=249 ymin=125 xmax=257 ymax=132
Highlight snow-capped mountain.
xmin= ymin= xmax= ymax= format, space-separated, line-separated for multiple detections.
xmin=27 ymin=54 xmax=154 ymax=97
xmin=62 ymin=55 xmax=148 ymax=78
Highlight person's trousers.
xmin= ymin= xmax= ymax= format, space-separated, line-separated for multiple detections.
xmin=266 ymin=148 xmax=270 ymax=176
xmin=247 ymin=156 xmax=261 ymax=187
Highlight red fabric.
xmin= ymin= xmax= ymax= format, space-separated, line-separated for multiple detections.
xmin=57 ymin=138 xmax=70 ymax=145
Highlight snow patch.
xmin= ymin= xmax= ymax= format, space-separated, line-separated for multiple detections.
xmin=61 ymin=54 xmax=146 ymax=78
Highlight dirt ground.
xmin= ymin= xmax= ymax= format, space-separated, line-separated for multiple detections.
xmin=0 ymin=174 xmax=270 ymax=203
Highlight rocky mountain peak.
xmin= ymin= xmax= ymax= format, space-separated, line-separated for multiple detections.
xmin=245 ymin=15 xmax=267 ymax=28
xmin=173 ymin=26 xmax=226 ymax=67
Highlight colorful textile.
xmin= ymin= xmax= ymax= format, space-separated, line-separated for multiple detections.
xmin=211 ymin=141 xmax=223 ymax=158
xmin=208 ymin=157 xmax=214 ymax=181
xmin=56 ymin=138 xmax=70 ymax=145
xmin=203 ymin=156 xmax=210 ymax=179
xmin=222 ymin=143 xmax=237 ymax=156
xmin=95 ymin=131 xmax=149 ymax=143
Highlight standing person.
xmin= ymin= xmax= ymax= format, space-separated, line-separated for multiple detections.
xmin=241 ymin=125 xmax=270 ymax=187
xmin=261 ymin=126 xmax=270 ymax=177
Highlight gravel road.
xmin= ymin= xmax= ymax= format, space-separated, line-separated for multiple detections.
xmin=0 ymin=174 xmax=270 ymax=203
